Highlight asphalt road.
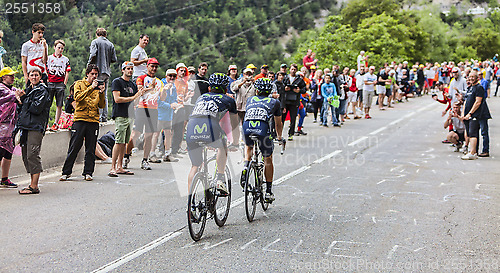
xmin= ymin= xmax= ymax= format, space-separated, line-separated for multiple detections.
xmin=2 ymin=95 xmax=499 ymax=273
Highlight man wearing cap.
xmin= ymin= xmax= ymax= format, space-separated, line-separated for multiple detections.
xmin=254 ymin=65 xmax=269 ymax=80
xmin=227 ymin=65 xmax=238 ymax=96
xmin=449 ymin=67 xmax=467 ymax=105
xmin=280 ymin=64 xmax=288 ymax=76
xmin=130 ymin=34 xmax=150 ymax=82
xmin=0 ymin=67 xmax=25 ymax=188
xmin=108 ymin=62 xmax=144 ymax=177
xmin=87 ymin=28 xmax=117 ymax=123
xmin=231 ymin=67 xmax=256 ymax=124
xmin=158 ymin=69 xmax=181 ymax=162
xmin=124 ymin=58 xmax=163 ymax=170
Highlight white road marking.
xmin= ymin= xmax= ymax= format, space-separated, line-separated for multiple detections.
xmin=369 ymin=126 xmax=387 ymax=135
xmin=377 ymin=179 xmax=387 ymax=185
xmin=240 ymin=239 xmax=258 ymax=250
xmin=348 ymin=136 xmax=368 ymax=147
xmin=92 ymin=101 xmax=431 ymax=271
xmin=91 ymin=231 xmax=182 ymax=273
xmin=313 ymin=150 xmax=342 ymax=164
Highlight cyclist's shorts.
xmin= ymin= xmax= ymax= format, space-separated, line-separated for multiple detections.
xmin=243 ymin=120 xmax=274 ymax=157
xmin=186 ymin=117 xmax=226 ymax=166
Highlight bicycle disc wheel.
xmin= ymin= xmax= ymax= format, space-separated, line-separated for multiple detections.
xmin=187 ymin=172 xmax=208 ymax=241
xmin=214 ymin=166 xmax=232 ymax=227
xmin=244 ymin=164 xmax=258 ymax=222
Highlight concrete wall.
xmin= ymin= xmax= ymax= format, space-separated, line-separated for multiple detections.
xmin=10 ymin=123 xmax=115 ymax=178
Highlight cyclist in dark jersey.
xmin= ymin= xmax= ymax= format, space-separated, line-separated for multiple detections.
xmin=242 ymin=78 xmax=284 ymax=202
xmin=186 ymin=73 xmax=238 ymax=194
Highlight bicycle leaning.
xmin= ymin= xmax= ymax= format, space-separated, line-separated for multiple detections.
xmin=187 ymin=143 xmax=232 ymax=241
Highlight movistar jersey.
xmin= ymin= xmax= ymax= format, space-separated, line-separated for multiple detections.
xmin=186 ymin=92 xmax=237 ymax=143
xmin=243 ymin=95 xmax=281 ymax=136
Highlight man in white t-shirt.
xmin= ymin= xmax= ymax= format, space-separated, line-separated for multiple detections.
xmin=47 ymin=40 xmax=71 ymax=131
xmin=21 ymin=23 xmax=48 ymax=85
xmin=357 ymin=51 xmax=367 ymax=71
xmin=130 ymin=34 xmax=150 ymax=81
xmin=363 ymin=66 xmax=377 ymax=119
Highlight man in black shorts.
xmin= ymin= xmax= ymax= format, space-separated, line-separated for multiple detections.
xmin=461 ymin=71 xmax=492 ymax=160
xmin=186 ymin=73 xmax=238 ymax=194
xmin=242 ymin=78 xmax=284 ymax=202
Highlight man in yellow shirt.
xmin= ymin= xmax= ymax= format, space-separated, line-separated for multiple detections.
xmin=60 ymin=64 xmax=105 ymax=181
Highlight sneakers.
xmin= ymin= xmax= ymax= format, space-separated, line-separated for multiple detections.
xmin=84 ymin=174 xmax=93 ymax=181
xmin=333 ymin=123 xmax=341 ymax=127
xmin=123 ymin=157 xmax=130 ymax=169
xmin=478 ymin=152 xmax=490 ymax=157
xmin=49 ymin=124 xmax=59 ymax=131
xmin=296 ymin=130 xmax=307 ymax=136
xmin=240 ymin=168 xmax=247 ymax=189
xmin=216 ymin=176 xmax=229 ymax=195
xmin=163 ymin=154 xmax=179 ymax=162
xmin=313 ymin=119 xmax=317 ymax=123
xmin=463 ymin=146 xmax=469 ymax=155
xmin=461 ymin=153 xmax=478 ymax=160
xmin=148 ymin=155 xmax=161 ymax=163
xmin=365 ymin=114 xmax=372 ymax=119
xmin=141 ymin=159 xmax=152 ymax=170
xmin=287 ymin=135 xmax=294 ymax=141
xmin=0 ymin=179 xmax=18 ymax=188
xmin=265 ymin=192 xmax=275 ymax=203
xmin=59 ymin=174 xmax=71 ymax=181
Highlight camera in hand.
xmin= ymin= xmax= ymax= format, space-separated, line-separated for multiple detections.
xmin=97 ymin=80 xmax=105 ymax=86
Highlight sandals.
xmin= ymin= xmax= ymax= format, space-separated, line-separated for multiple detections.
xmin=108 ymin=171 xmax=119 ymax=177
xmin=19 ymin=186 xmax=40 ymax=195
xmin=116 ymin=170 xmax=134 ymax=175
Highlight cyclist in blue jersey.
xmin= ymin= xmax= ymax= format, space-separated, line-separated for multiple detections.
xmin=186 ymin=73 xmax=238 ymax=194
xmin=242 ymin=78 xmax=284 ymax=202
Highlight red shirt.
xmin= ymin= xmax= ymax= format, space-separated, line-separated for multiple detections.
xmin=303 ymin=55 xmax=314 ymax=70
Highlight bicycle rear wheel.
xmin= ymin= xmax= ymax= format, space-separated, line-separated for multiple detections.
xmin=260 ymin=177 xmax=269 ymax=211
xmin=244 ymin=164 xmax=258 ymax=222
xmin=187 ymin=172 xmax=208 ymax=241
xmin=214 ymin=166 xmax=232 ymax=227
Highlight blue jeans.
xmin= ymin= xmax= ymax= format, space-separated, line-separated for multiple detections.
xmin=322 ymin=101 xmax=339 ymax=125
xmin=479 ymin=119 xmax=489 ymax=153
xmin=297 ymin=106 xmax=306 ymax=128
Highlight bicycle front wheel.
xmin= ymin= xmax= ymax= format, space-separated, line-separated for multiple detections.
xmin=214 ymin=166 xmax=232 ymax=227
xmin=244 ymin=164 xmax=258 ymax=222
xmin=187 ymin=172 xmax=208 ymax=241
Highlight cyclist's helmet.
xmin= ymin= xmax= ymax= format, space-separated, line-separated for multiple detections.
xmin=209 ymin=73 xmax=229 ymax=93
xmin=254 ymin=78 xmax=273 ymax=96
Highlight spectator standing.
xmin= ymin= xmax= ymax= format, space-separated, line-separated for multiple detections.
xmin=130 ymin=34 xmax=150 ymax=82
xmin=87 ymin=28 xmax=117 ymax=123
xmin=302 ymin=49 xmax=317 ymax=72
xmin=363 ymin=66 xmax=377 ymax=119
xmin=321 ymin=74 xmax=339 ymax=127
xmin=16 ymin=67 xmax=50 ymax=194
xmin=449 ymin=67 xmax=467 ymax=104
xmin=21 ymin=23 xmax=48 ymax=85
xmin=355 ymin=66 xmax=366 ymax=112
xmin=158 ymin=69 xmax=181 ymax=162
xmin=47 ymin=40 xmax=71 ymax=131
xmin=376 ymin=66 xmax=389 ymax=110
xmin=310 ymin=70 xmax=323 ymax=123
xmin=461 ymin=71 xmax=492 ymax=160
xmin=254 ymin=64 xmax=269 ymax=80
xmin=0 ymin=30 xmax=5 ymax=70
xmin=125 ymin=58 xmax=163 ymax=169
xmin=357 ymin=51 xmax=368 ymax=71
xmin=0 ymin=67 xmax=24 ymax=188
xmin=279 ymin=64 xmax=288 ymax=76
xmin=231 ymin=68 xmax=256 ymax=126
xmin=108 ymin=62 xmax=144 ymax=177
xmin=347 ymin=69 xmax=360 ymax=119
xmin=60 ymin=64 xmax=105 ymax=181
xmin=227 ymin=65 xmax=238 ymax=97
xmin=282 ymin=64 xmax=306 ymax=140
